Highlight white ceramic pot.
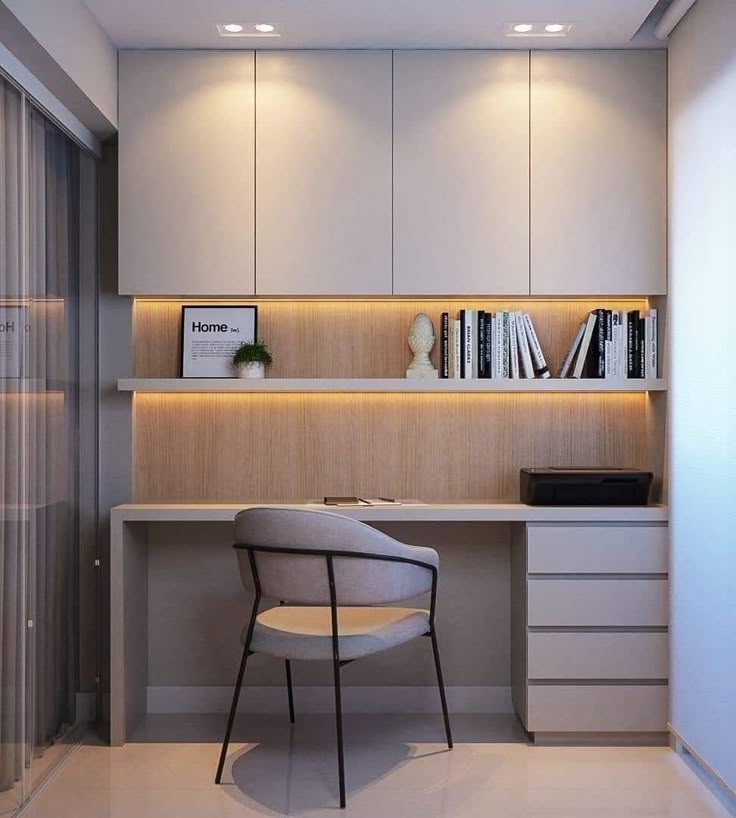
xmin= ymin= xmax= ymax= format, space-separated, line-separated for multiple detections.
xmin=238 ymin=362 xmax=265 ymax=379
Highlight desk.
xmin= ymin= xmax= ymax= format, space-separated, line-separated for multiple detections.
xmin=110 ymin=503 xmax=669 ymax=746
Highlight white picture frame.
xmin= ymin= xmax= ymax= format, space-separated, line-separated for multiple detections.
xmin=181 ymin=305 xmax=258 ymax=378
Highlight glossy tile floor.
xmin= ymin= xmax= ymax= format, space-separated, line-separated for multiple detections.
xmin=19 ymin=715 xmax=734 ymax=818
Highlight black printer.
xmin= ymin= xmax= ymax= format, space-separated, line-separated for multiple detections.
xmin=520 ymin=468 xmax=653 ymax=506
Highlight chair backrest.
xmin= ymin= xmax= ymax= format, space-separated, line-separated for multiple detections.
xmin=233 ymin=507 xmax=439 ymax=605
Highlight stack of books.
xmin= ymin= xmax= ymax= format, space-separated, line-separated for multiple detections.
xmin=558 ymin=308 xmax=658 ymax=379
xmin=439 ymin=310 xmax=550 ymax=379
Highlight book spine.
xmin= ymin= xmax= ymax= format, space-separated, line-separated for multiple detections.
xmin=459 ymin=310 xmax=465 ymax=379
xmin=558 ymin=322 xmax=585 ymax=379
xmin=478 ymin=311 xmax=486 ymax=378
xmin=605 ymin=310 xmax=613 ymax=378
xmin=611 ymin=311 xmax=619 ymax=379
xmin=440 ymin=312 xmax=449 ymax=379
xmin=595 ymin=308 xmax=606 ymax=377
xmin=639 ymin=317 xmax=646 ymax=379
xmin=484 ymin=311 xmax=492 ymax=378
xmin=627 ymin=310 xmax=637 ymax=378
xmin=649 ymin=308 xmax=658 ymax=379
xmin=490 ymin=314 xmax=497 ymax=379
xmin=517 ymin=312 xmax=535 ymax=378
xmin=509 ymin=312 xmax=520 ymax=379
xmin=452 ymin=319 xmax=461 ymax=379
xmin=523 ymin=313 xmax=550 ymax=379
xmin=573 ymin=312 xmax=598 ymax=379
xmin=502 ymin=311 xmax=510 ymax=378
xmin=464 ymin=310 xmax=474 ymax=379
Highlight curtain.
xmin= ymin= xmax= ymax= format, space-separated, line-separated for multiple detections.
xmin=1 ymin=73 xmax=93 ymax=805
xmin=0 ymin=75 xmax=25 ymax=800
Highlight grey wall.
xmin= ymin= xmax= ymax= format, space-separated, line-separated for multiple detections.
xmin=668 ymin=0 xmax=736 ymax=792
xmin=147 ymin=522 xmax=511 ymax=688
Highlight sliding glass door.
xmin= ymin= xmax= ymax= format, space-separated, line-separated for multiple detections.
xmin=0 ymin=71 xmax=98 ymax=812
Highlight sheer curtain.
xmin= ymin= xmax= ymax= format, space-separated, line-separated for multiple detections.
xmin=0 ymin=75 xmax=25 ymax=805
xmin=1 ymin=72 xmax=97 ymax=808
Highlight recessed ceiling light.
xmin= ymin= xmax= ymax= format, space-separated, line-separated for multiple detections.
xmin=506 ymin=22 xmax=572 ymax=37
xmin=216 ymin=22 xmax=281 ymax=38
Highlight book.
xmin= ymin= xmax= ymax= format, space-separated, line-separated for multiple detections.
xmin=627 ymin=310 xmax=638 ymax=378
xmin=604 ymin=310 xmax=613 ymax=378
xmin=478 ymin=311 xmax=486 ymax=378
xmin=484 ymin=311 xmax=493 ymax=378
xmin=451 ymin=318 xmax=461 ymax=379
xmin=639 ymin=317 xmax=646 ymax=379
xmin=509 ymin=312 xmax=520 ymax=379
xmin=459 ymin=310 xmax=465 ymax=378
xmin=463 ymin=309 xmax=475 ymax=379
xmin=558 ymin=322 xmax=586 ymax=378
xmin=572 ymin=312 xmax=598 ymax=379
xmin=500 ymin=311 xmax=510 ymax=378
xmin=522 ymin=313 xmax=551 ymax=379
xmin=611 ymin=311 xmax=619 ymax=378
xmin=440 ymin=312 xmax=449 ymax=379
xmin=490 ymin=313 xmax=497 ymax=379
xmin=516 ymin=311 xmax=536 ymax=378
xmin=647 ymin=308 xmax=658 ymax=378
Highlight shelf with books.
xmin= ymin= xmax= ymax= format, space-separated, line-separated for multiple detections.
xmin=118 ymin=377 xmax=667 ymax=394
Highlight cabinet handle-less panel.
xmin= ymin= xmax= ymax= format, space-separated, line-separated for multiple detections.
xmin=527 ymin=685 xmax=668 ymax=732
xmin=528 ymin=632 xmax=668 ymax=679
xmin=119 ymin=51 xmax=255 ymax=295
xmin=530 ymin=51 xmax=666 ymax=295
xmin=528 ymin=579 xmax=668 ymax=626
xmin=527 ymin=524 xmax=668 ymax=574
xmin=256 ymin=51 xmax=392 ymax=295
xmin=393 ymin=51 xmax=530 ymax=295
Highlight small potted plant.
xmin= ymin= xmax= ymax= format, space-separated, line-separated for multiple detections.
xmin=232 ymin=341 xmax=273 ymax=379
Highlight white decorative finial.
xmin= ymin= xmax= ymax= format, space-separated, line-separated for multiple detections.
xmin=406 ymin=313 xmax=438 ymax=379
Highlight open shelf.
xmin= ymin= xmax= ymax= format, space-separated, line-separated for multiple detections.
xmin=118 ymin=377 xmax=667 ymax=394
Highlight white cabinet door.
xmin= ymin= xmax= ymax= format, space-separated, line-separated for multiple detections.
xmin=256 ymin=51 xmax=392 ymax=295
xmin=119 ymin=51 xmax=255 ymax=295
xmin=530 ymin=51 xmax=666 ymax=295
xmin=393 ymin=51 xmax=530 ymax=295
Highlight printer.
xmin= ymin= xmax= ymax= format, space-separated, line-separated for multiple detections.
xmin=520 ymin=468 xmax=653 ymax=506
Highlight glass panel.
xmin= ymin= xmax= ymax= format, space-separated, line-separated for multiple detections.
xmin=1 ymin=72 xmax=98 ymax=812
xmin=0 ymin=75 xmax=26 ymax=816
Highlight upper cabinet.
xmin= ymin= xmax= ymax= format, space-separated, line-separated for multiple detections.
xmin=530 ymin=51 xmax=667 ymax=296
xmin=393 ymin=51 xmax=530 ymax=295
xmin=255 ymin=51 xmax=392 ymax=295
xmin=118 ymin=51 xmax=255 ymax=296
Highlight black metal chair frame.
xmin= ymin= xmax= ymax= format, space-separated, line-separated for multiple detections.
xmin=215 ymin=543 xmax=454 ymax=808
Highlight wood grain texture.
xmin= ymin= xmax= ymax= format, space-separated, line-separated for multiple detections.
xmin=133 ymin=298 xmax=649 ymax=379
xmin=133 ymin=392 xmax=648 ymax=503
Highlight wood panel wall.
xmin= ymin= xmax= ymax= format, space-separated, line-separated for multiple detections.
xmin=133 ymin=298 xmax=649 ymax=379
xmin=131 ymin=299 xmax=660 ymax=503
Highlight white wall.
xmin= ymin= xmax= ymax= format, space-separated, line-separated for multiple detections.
xmin=668 ymin=0 xmax=736 ymax=792
xmin=3 ymin=0 xmax=117 ymax=127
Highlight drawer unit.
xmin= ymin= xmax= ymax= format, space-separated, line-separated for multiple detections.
xmin=528 ymin=578 xmax=668 ymax=627
xmin=527 ymin=524 xmax=668 ymax=574
xmin=527 ymin=632 xmax=668 ymax=679
xmin=527 ymin=684 xmax=669 ymax=733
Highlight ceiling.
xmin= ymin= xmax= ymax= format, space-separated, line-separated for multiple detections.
xmin=83 ymin=0 xmax=668 ymax=50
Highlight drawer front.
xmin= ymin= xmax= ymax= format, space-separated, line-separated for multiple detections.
xmin=527 ymin=632 xmax=668 ymax=679
xmin=528 ymin=579 xmax=668 ymax=626
xmin=527 ymin=524 xmax=668 ymax=574
xmin=527 ymin=685 xmax=668 ymax=733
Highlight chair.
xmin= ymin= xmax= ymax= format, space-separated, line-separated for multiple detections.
xmin=215 ymin=507 xmax=453 ymax=808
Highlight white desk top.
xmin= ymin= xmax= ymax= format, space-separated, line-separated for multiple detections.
xmin=111 ymin=502 xmax=668 ymax=524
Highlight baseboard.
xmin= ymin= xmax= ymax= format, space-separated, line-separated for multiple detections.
xmin=668 ymin=724 xmax=736 ymax=811
xmin=147 ymin=685 xmax=513 ymax=715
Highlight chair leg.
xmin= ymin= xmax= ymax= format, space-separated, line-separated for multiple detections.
xmin=215 ymin=642 xmax=252 ymax=784
xmin=332 ymin=656 xmax=346 ymax=808
xmin=285 ymin=660 xmax=295 ymax=724
xmin=430 ymin=630 xmax=454 ymax=749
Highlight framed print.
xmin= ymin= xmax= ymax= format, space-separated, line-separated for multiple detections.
xmin=0 ymin=305 xmax=28 ymax=379
xmin=181 ymin=305 xmax=258 ymax=378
